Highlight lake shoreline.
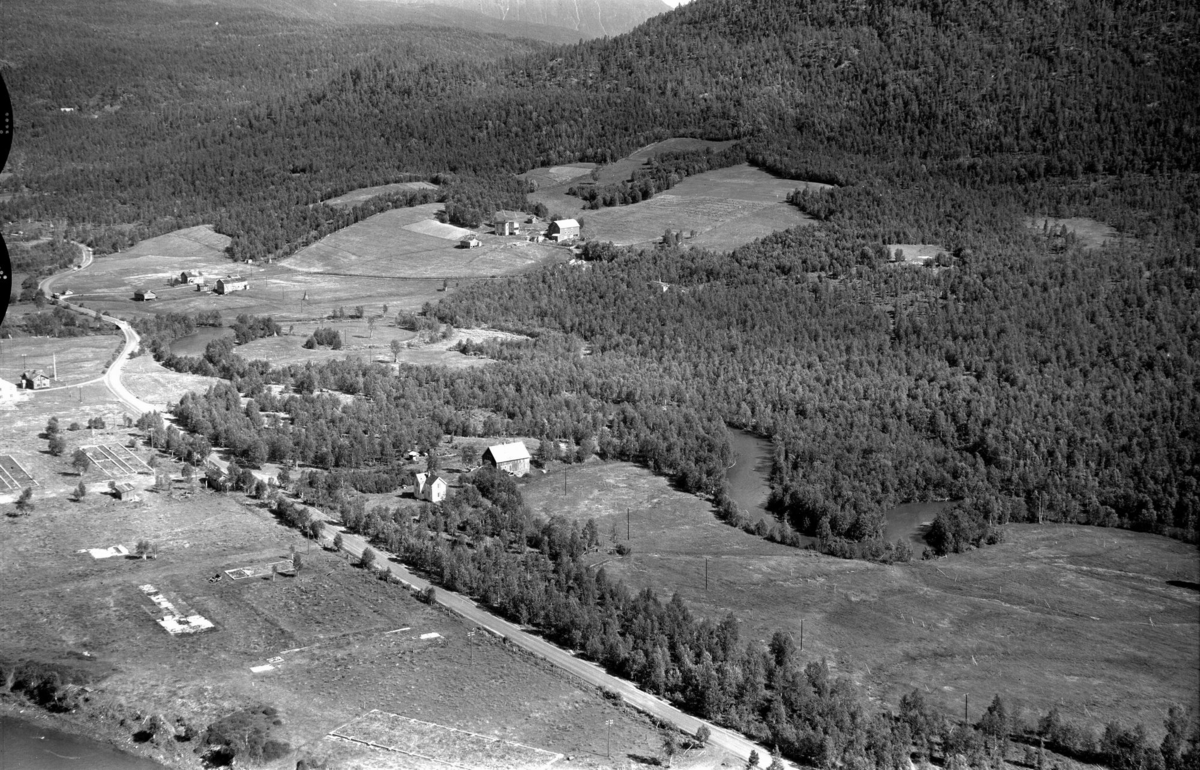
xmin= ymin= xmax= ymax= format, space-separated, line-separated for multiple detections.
xmin=0 ymin=699 xmax=178 ymax=769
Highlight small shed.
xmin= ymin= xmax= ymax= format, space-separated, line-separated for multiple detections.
xmin=459 ymin=237 xmax=482 ymax=249
xmin=215 ymin=276 xmax=248 ymax=294
xmin=482 ymin=442 xmax=531 ymax=477
xmin=135 ymin=289 xmax=157 ymax=301
xmin=547 ymin=219 xmax=580 ymax=242
xmin=180 ymin=270 xmax=206 ymax=285
xmin=20 ymin=370 xmax=51 ymax=390
xmin=113 ymin=481 xmax=138 ymax=501
xmin=415 ymin=472 xmax=448 ymax=503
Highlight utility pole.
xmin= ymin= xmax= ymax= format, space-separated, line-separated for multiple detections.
xmin=800 ymin=618 xmax=804 ymax=651
xmin=705 ymin=558 xmax=708 ymax=591
xmin=606 ymin=720 xmax=613 ymax=759
xmin=964 ymin=693 xmax=969 ymax=726
xmin=627 ymin=508 xmax=630 ymax=540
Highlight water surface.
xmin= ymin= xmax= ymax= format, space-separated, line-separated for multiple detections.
xmin=0 ymin=714 xmax=166 ymax=770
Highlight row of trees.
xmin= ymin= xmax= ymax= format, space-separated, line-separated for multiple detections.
xmin=249 ymin=454 xmax=1200 ymax=770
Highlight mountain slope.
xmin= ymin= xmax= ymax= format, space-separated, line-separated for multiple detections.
xmin=371 ymin=0 xmax=673 ymax=38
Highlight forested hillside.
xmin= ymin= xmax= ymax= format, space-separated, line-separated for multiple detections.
xmin=6 ymin=0 xmax=1200 ymax=548
xmin=5 ymin=0 xmax=1196 ymax=259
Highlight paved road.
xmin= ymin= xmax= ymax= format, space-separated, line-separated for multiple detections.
xmin=323 ymin=521 xmax=790 ymax=768
xmin=33 ymin=245 xmax=791 ymax=767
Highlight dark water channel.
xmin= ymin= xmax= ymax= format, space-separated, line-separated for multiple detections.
xmin=724 ymin=428 xmax=948 ymax=546
xmin=0 ymin=714 xmax=166 ymax=770
xmin=167 ymin=326 xmax=233 ymax=357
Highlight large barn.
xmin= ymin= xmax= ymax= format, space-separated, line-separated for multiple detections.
xmin=481 ymin=442 xmax=531 ymax=477
xmin=215 ymin=276 xmax=248 ymax=294
xmin=547 ymin=219 xmax=579 ymax=242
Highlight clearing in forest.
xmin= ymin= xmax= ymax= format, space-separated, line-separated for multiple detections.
xmin=1026 ymin=216 xmax=1121 ymax=249
xmin=284 ymin=204 xmax=562 ymax=279
xmin=577 ymin=164 xmax=827 ymax=249
xmin=322 ymin=181 xmax=438 ymax=208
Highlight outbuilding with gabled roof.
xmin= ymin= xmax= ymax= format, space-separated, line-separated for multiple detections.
xmin=481 ymin=442 xmax=531 ymax=477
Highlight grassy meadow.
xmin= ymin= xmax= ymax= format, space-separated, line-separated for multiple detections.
xmin=523 ymin=461 xmax=1200 ymax=739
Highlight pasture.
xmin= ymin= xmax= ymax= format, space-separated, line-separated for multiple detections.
xmin=579 ymin=165 xmax=821 ymax=249
xmin=0 ymin=333 xmax=122 ymax=389
xmin=285 ymin=203 xmax=564 ymax=280
xmin=522 ymin=462 xmax=1200 ymax=739
xmin=592 ymin=137 xmax=739 ymax=186
xmin=321 ymin=181 xmax=438 ymax=208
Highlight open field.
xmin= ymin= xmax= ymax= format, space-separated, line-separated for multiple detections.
xmin=592 ymin=138 xmax=740 ymax=186
xmin=121 ymin=354 xmax=223 ymax=410
xmin=56 ymin=222 xmax=478 ymax=326
xmin=322 ymin=181 xmax=439 ymax=208
xmin=0 ymin=389 xmax=147 ymax=505
xmin=0 ymin=476 xmax=721 ymax=769
xmin=1026 ymin=216 xmax=1122 ymax=249
xmin=523 ymin=461 xmax=1200 ymax=739
xmin=286 ymin=203 xmax=566 ymax=279
xmin=887 ymin=243 xmax=946 ymax=264
xmin=530 ymin=164 xmax=822 ymax=249
xmin=0 ymin=333 xmax=122 ymax=389
xmin=520 ymin=163 xmax=597 ymax=191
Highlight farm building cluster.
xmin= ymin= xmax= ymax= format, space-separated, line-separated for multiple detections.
xmin=458 ymin=215 xmax=579 ymax=248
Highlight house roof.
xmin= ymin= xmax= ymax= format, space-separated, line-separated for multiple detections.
xmin=183 ymin=269 xmax=204 ymax=276
xmin=552 ymin=219 xmax=579 ymax=229
xmin=114 ymin=481 xmax=136 ymax=492
xmin=485 ymin=442 xmax=530 ymax=463
xmin=22 ymin=370 xmax=48 ymax=378
xmin=221 ymin=275 xmax=245 ymax=282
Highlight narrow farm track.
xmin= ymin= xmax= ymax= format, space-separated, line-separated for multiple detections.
xmin=34 ymin=247 xmax=793 ymax=768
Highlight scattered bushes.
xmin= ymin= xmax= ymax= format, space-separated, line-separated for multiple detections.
xmin=200 ymin=705 xmax=291 ymax=766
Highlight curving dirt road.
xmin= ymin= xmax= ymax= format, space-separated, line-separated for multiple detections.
xmin=36 ymin=244 xmax=155 ymax=416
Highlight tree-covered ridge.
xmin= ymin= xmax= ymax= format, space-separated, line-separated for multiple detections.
xmin=545 ymin=0 xmax=1200 ymax=174
xmin=5 ymin=0 xmax=1198 ymax=260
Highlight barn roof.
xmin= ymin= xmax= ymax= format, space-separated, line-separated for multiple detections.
xmin=485 ymin=442 xmax=530 ymax=463
xmin=553 ymin=219 xmax=579 ymax=229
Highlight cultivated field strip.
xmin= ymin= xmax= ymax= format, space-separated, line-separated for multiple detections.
xmin=331 ymin=710 xmax=561 ymax=770
xmin=0 ymin=454 xmax=38 ymax=489
xmin=80 ymin=444 xmax=152 ymax=477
